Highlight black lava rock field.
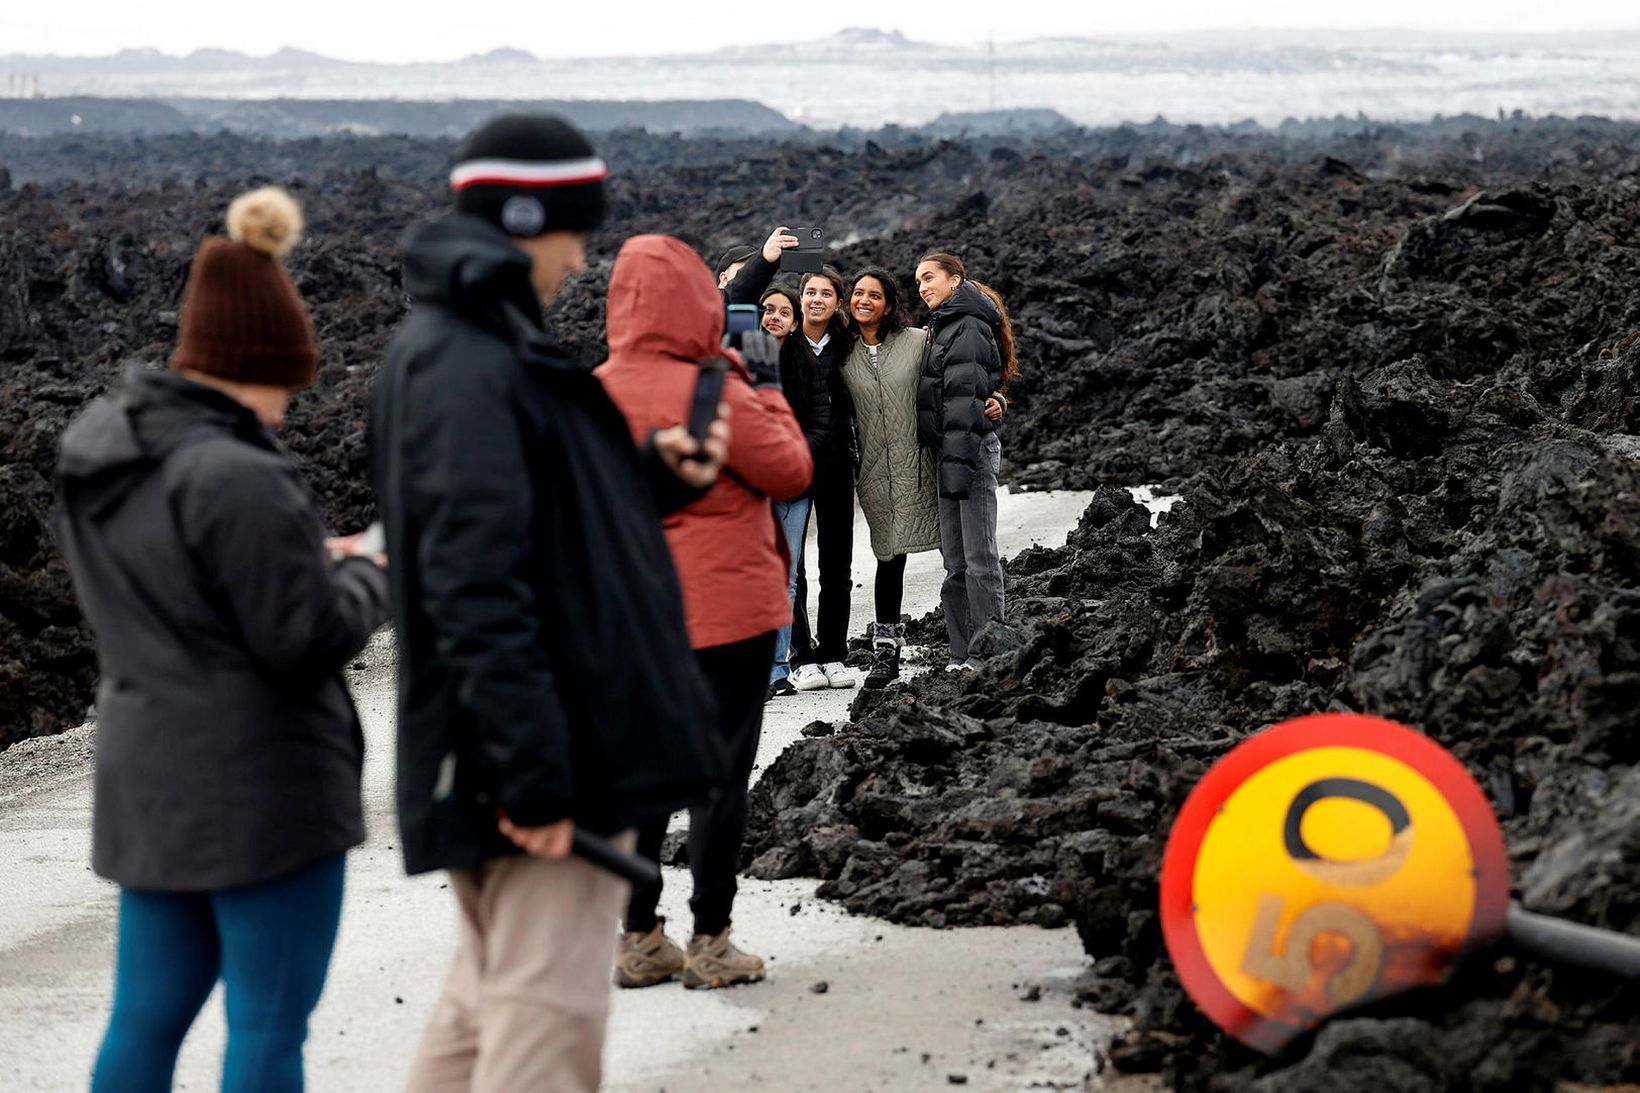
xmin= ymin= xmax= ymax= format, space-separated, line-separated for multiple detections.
xmin=3 ymin=116 xmax=1639 ymax=1088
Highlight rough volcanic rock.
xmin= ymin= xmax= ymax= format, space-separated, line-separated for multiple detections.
xmin=3 ymin=116 xmax=1640 ymax=1089
xmin=745 ymin=330 xmax=1640 ymax=1087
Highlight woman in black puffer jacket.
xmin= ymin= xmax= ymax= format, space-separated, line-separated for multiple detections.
xmin=914 ymin=251 xmax=1018 ymax=669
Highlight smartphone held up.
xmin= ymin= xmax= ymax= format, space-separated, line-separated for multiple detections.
xmin=778 ymin=226 xmax=826 ymax=273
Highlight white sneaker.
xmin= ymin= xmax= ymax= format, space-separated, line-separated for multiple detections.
xmin=791 ymin=664 xmax=829 ymax=691
xmin=821 ymin=662 xmax=858 ymax=689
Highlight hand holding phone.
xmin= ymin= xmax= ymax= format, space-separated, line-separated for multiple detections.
xmin=778 ymin=226 xmax=826 ymax=273
xmin=685 ymin=358 xmax=728 ymax=462
xmin=326 ymin=521 xmax=386 ymax=565
xmin=761 ymin=226 xmax=800 ymax=263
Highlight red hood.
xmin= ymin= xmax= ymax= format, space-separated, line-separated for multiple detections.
xmin=606 ymin=234 xmax=724 ymax=361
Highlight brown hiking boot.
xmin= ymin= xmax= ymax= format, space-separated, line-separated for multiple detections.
xmin=614 ymin=917 xmax=685 ymax=988
xmin=682 ymin=928 xmax=766 ymax=990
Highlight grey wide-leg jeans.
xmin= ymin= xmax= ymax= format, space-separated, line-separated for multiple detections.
xmin=938 ymin=432 xmax=1005 ymax=664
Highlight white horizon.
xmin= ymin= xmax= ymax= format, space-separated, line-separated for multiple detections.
xmin=4 ymin=7 xmax=1640 ymax=66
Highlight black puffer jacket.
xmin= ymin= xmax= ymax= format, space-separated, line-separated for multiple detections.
xmin=916 ymin=281 xmax=1004 ymax=500
xmin=55 ymin=369 xmax=389 ymax=891
xmin=371 ymin=213 xmax=724 ymax=876
xmin=805 ymin=333 xmax=860 ymax=477
xmin=777 ymin=334 xmax=833 ymax=466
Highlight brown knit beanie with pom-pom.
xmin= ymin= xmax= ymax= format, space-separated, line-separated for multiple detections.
xmin=170 ymin=187 xmax=319 ymax=387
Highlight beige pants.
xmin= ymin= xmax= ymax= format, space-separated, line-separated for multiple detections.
xmin=403 ymin=838 xmax=633 ymax=1093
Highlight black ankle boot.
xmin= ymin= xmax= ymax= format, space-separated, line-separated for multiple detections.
xmin=864 ymin=622 xmax=903 ymax=689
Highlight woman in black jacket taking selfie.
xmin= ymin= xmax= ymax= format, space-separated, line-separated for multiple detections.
xmin=55 ymin=188 xmax=388 ymax=1092
xmin=914 ymin=251 xmax=1018 ymax=670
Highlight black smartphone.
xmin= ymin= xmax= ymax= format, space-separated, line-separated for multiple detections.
xmin=724 ymin=303 xmax=759 ymax=350
xmin=779 ymin=226 xmax=826 ymax=273
xmin=685 ymin=358 xmax=727 ymax=461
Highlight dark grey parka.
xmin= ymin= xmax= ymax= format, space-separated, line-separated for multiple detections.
xmin=54 ymin=369 xmax=389 ymax=892
xmin=916 ymin=281 xmax=1005 ymax=500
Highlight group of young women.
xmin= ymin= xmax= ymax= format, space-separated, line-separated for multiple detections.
xmin=759 ymin=252 xmax=1019 ymax=696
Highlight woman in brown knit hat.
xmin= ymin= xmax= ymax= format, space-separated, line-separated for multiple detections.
xmin=55 ymin=187 xmax=388 ymax=1092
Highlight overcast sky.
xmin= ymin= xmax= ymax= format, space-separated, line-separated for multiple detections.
xmin=4 ymin=1 xmax=1637 ymax=60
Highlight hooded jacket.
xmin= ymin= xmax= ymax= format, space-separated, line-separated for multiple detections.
xmin=54 ymin=368 xmax=388 ymax=891
xmin=916 ymin=281 xmax=1005 ymax=500
xmin=597 ymin=235 xmax=813 ymax=650
xmin=371 ymin=214 xmax=723 ymax=876
xmin=842 ymin=326 xmax=940 ymax=560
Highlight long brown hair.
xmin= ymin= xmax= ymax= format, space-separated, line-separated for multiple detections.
xmin=919 ymin=252 xmax=1019 ymax=393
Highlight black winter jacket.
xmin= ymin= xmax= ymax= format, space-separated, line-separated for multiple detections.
xmin=55 ymin=369 xmax=389 ymax=891
xmin=371 ymin=213 xmax=724 ymax=876
xmin=777 ymin=335 xmax=833 ymax=466
xmin=803 ymin=331 xmax=859 ymax=477
xmin=916 ymin=282 xmax=1004 ymax=500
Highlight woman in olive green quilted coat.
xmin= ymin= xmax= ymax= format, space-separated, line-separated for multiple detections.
xmin=839 ymin=268 xmax=941 ymax=688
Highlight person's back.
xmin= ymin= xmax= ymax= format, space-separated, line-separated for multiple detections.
xmin=374 ymin=213 xmax=720 ymax=870
xmin=370 ymin=115 xmax=727 ymax=1093
xmin=597 ymin=233 xmax=811 ymax=992
xmin=55 ymin=187 xmax=388 ymax=1092
xmin=597 ymin=235 xmax=812 ymax=648
xmin=60 ymin=372 xmax=381 ymax=888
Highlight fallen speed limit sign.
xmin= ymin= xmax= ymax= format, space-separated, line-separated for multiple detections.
xmin=1158 ymin=712 xmax=1511 ymax=1054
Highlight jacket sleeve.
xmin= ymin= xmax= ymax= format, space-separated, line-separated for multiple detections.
xmin=182 ymin=454 xmax=389 ymax=687
xmin=724 ymin=251 xmax=779 ymax=306
xmin=938 ymin=319 xmax=1002 ymax=500
xmin=722 ymin=367 xmax=813 ymax=501
xmin=398 ymin=356 xmax=575 ymax=826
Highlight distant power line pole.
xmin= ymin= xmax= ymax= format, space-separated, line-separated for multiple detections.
xmin=988 ymin=34 xmax=996 ymax=112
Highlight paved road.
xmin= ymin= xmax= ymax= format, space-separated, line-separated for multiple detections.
xmin=0 ymin=486 xmax=1131 ymax=1092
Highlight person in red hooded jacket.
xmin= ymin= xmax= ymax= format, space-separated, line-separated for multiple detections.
xmin=597 ymin=234 xmax=813 ymax=990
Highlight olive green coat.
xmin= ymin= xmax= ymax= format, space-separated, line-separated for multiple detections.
xmin=841 ymin=327 xmax=941 ymax=560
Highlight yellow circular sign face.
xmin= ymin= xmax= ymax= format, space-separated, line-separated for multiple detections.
xmin=1194 ymin=746 xmax=1475 ymax=1020
xmin=1159 ymin=714 xmax=1511 ymax=1054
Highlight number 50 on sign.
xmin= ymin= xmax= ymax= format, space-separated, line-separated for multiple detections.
xmin=1159 ymin=713 xmax=1510 ymax=1054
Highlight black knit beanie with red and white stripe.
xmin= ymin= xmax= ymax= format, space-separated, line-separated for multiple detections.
xmin=451 ymin=114 xmax=608 ymax=237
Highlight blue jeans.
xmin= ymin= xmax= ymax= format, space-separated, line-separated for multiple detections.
xmin=92 ymin=853 xmax=346 ymax=1093
xmin=770 ymin=496 xmax=812 ymax=683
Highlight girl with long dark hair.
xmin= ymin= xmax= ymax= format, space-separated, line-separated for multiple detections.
xmin=838 ymin=268 xmax=939 ymax=688
xmin=913 ymin=252 xmax=1019 ymax=669
xmin=759 ymin=284 xmax=834 ymax=698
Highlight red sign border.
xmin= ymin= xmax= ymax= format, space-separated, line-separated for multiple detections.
xmin=1158 ymin=712 xmax=1511 ymax=1053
